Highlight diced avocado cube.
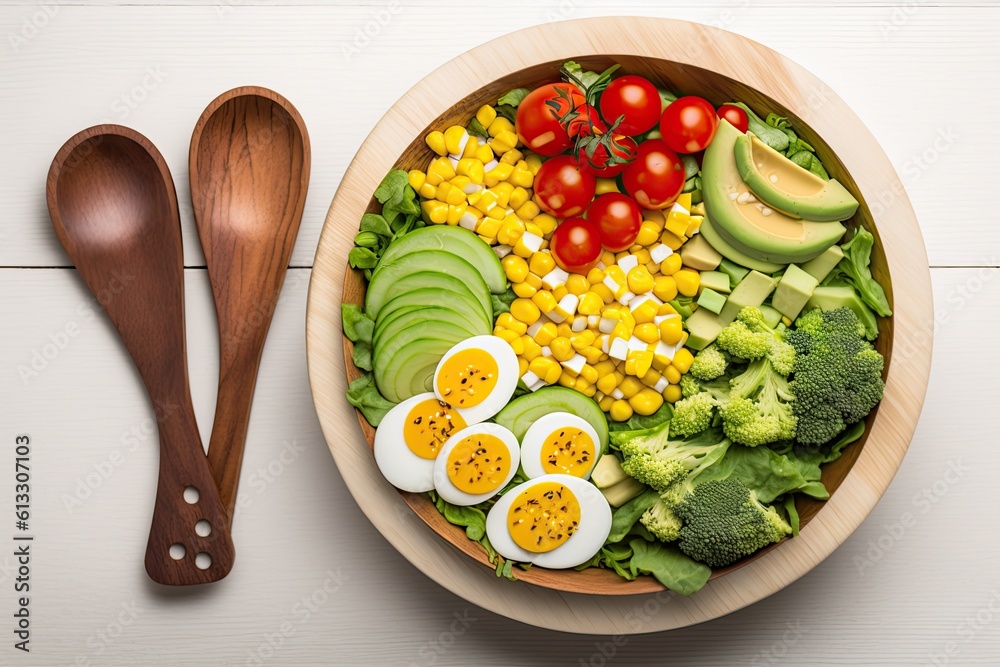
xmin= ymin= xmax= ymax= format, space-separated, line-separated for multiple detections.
xmin=800 ymin=245 xmax=845 ymax=282
xmin=719 ymin=270 xmax=776 ymax=323
xmin=696 ymin=288 xmax=727 ymax=314
xmin=718 ymin=258 xmax=750 ymax=286
xmin=600 ymin=476 xmax=647 ymax=507
xmin=699 ymin=270 xmax=731 ymax=294
xmin=806 ymin=285 xmax=879 ymax=337
xmin=679 ymin=234 xmax=722 ymax=271
xmin=772 ymin=264 xmax=819 ymax=321
xmin=684 ymin=308 xmax=726 ymax=350
xmin=759 ymin=304 xmax=783 ymax=329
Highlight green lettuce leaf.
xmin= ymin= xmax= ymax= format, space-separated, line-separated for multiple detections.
xmin=628 ymin=538 xmax=712 ymax=596
xmin=838 ymin=228 xmax=893 ymax=317
xmin=345 ymin=373 xmax=395 ymax=426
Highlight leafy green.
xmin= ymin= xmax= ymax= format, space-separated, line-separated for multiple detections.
xmin=491 ymin=287 xmax=517 ymax=318
xmin=345 ymin=374 xmax=396 ymax=426
xmin=342 ymin=304 xmax=375 ymax=371
xmin=467 ymin=117 xmax=489 ymax=139
xmin=729 ymin=102 xmax=789 ymax=151
xmin=561 ymin=61 xmax=620 ymax=106
xmin=628 ymin=538 xmax=712 ymax=595
xmin=607 ymin=403 xmax=673 ymax=434
xmin=348 ymin=246 xmax=379 ymax=270
xmin=495 ymin=88 xmax=530 ymax=122
xmin=781 ymin=495 xmax=801 ymax=536
xmin=668 ymin=296 xmax=696 ymax=319
xmin=608 ymin=489 xmax=659 ymax=542
xmin=836 ymin=228 xmax=892 ymax=317
xmin=352 ymin=170 xmax=426 ymax=279
xmin=698 ymin=444 xmax=829 ymax=504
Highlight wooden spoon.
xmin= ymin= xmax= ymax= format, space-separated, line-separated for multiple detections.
xmin=189 ymin=87 xmax=310 ymax=524
xmin=47 ymin=125 xmax=236 ymax=585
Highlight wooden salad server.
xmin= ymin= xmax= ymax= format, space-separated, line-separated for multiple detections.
xmin=189 ymin=87 xmax=310 ymax=525
xmin=47 ymin=125 xmax=236 ymax=585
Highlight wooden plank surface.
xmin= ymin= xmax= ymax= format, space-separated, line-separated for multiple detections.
xmin=0 ymin=2 xmax=997 ymax=664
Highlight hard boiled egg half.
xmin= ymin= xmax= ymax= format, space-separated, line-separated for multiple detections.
xmin=486 ymin=474 xmax=612 ymax=569
xmin=373 ymin=335 xmax=518 ymax=494
xmin=432 ymin=423 xmax=520 ymax=506
xmin=432 ymin=335 xmax=518 ymax=425
xmin=520 ymin=412 xmax=601 ymax=480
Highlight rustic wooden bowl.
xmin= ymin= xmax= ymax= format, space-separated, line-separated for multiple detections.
xmin=307 ymin=17 xmax=932 ymax=632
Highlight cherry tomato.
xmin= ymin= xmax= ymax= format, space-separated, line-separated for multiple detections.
xmin=567 ymin=104 xmax=603 ymax=139
xmin=587 ymin=193 xmax=642 ymax=252
xmin=717 ymin=104 xmax=749 ymax=134
xmin=551 ymin=217 xmax=603 ymax=274
xmin=599 ymin=75 xmax=661 ymax=136
xmin=515 ymin=83 xmax=585 ymax=157
xmin=578 ymin=133 xmax=638 ymax=177
xmin=659 ymin=96 xmax=719 ymax=154
xmin=621 ymin=140 xmax=686 ymax=210
xmin=533 ymin=155 xmax=596 ymax=218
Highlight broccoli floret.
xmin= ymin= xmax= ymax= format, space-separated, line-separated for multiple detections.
xmin=720 ymin=356 xmax=796 ymax=446
xmin=669 ymin=393 xmax=716 ymax=437
xmin=716 ymin=320 xmax=770 ymax=360
xmin=789 ymin=307 xmax=885 ymax=446
xmin=640 ymin=499 xmax=683 ymax=542
xmin=689 ymin=344 xmax=728 ymax=380
xmin=674 ymin=478 xmax=792 ymax=567
xmin=616 ymin=424 xmax=730 ymax=492
xmin=680 ymin=374 xmax=703 ymax=398
xmin=716 ymin=307 xmax=796 ymax=375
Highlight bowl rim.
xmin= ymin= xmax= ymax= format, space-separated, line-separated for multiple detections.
xmin=306 ymin=16 xmax=933 ymax=633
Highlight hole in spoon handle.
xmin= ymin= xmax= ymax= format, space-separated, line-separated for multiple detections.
xmin=145 ymin=405 xmax=235 ymax=586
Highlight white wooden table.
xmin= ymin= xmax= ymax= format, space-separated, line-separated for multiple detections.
xmin=1 ymin=2 xmax=998 ymax=665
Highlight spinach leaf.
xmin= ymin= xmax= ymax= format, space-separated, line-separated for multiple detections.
xmin=467 ymin=117 xmax=489 ymax=139
xmin=441 ymin=502 xmax=488 ymax=541
xmin=607 ymin=403 xmax=673 ymax=434
xmin=359 ymin=213 xmax=392 ymax=238
xmin=628 ymin=538 xmax=711 ymax=596
xmin=345 ymin=374 xmax=396 ymax=426
xmin=495 ymin=87 xmax=530 ymax=122
xmin=607 ymin=489 xmax=658 ymax=542
xmin=729 ymin=102 xmax=789 ymax=151
xmin=348 ymin=246 xmax=379 ymax=270
xmin=491 ymin=287 xmax=516 ymax=317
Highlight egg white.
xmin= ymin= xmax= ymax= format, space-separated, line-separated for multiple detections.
xmin=373 ymin=392 xmax=458 ymax=493
xmin=432 ymin=335 xmax=518 ymax=424
xmin=520 ymin=412 xmax=602 ymax=480
xmin=485 ymin=474 xmax=612 ymax=569
xmin=432 ymin=423 xmax=520 ymax=506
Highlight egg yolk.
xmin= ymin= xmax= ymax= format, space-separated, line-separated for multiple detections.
xmin=446 ymin=433 xmax=512 ymax=494
xmin=435 ymin=348 xmax=498 ymax=408
xmin=403 ymin=398 xmax=466 ymax=460
xmin=507 ymin=482 xmax=581 ymax=553
xmin=540 ymin=427 xmax=595 ymax=477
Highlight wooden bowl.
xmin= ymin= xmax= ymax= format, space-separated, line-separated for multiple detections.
xmin=307 ymin=17 xmax=932 ymax=631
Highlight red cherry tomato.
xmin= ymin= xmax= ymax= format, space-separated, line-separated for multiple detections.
xmin=550 ymin=217 xmax=602 ymax=274
xmin=579 ymin=134 xmax=638 ymax=178
xmin=567 ymin=104 xmax=603 ymax=139
xmin=515 ymin=83 xmax=585 ymax=157
xmin=587 ymin=193 xmax=642 ymax=252
xmin=599 ymin=75 xmax=661 ymax=136
xmin=621 ymin=140 xmax=686 ymax=210
xmin=659 ymin=96 xmax=720 ymax=154
xmin=717 ymin=104 xmax=749 ymax=134
xmin=532 ymin=155 xmax=596 ymax=218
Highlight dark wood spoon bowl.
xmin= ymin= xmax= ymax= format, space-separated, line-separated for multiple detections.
xmin=47 ymin=125 xmax=236 ymax=585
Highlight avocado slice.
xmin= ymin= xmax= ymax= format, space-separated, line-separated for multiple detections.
xmin=735 ymin=134 xmax=859 ymax=222
xmin=702 ymin=121 xmax=846 ymax=262
xmin=699 ymin=216 xmax=784 ymax=274
xmin=685 ymin=270 xmax=776 ymax=349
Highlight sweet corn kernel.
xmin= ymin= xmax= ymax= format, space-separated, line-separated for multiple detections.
xmin=500 ymin=149 xmax=524 ymax=165
xmin=522 ymin=336 xmax=541 ymax=362
xmin=619 ymin=376 xmax=643 ymax=399
xmin=629 ymin=387 xmax=664 ymax=416
xmin=508 ymin=168 xmax=534 ymax=189
xmin=507 ymin=187 xmax=529 ymax=211
xmin=596 ymin=373 xmax=619 ymax=395
xmin=444 ymin=126 xmax=468 ymax=155
xmin=558 ymin=372 xmax=576 ymax=389
xmin=556 ymin=322 xmax=574 ymax=339
xmin=507 ymin=336 xmax=525 ymax=355
xmin=566 ymin=274 xmax=590 ymax=296
xmin=523 ymin=273 xmax=542 ymax=290
xmin=641 ymin=368 xmax=662 ymax=387
xmin=583 ymin=346 xmax=603 ymax=365
xmin=484 ymin=162 xmax=514 ymax=187
xmin=659 ymin=253 xmax=682 ymax=275
xmin=659 ymin=316 xmax=684 ymax=345
xmin=513 ymin=201 xmax=539 ymax=221
xmin=446 ymin=203 xmax=467 ymax=225
xmin=524 ymin=154 xmax=543 ymax=174
xmin=634 ymin=221 xmax=660 ymax=246
xmin=549 ymin=337 xmax=574 ymax=362
xmin=425 ymin=131 xmax=447 ymax=156
xmin=611 ymin=322 xmax=631 ymax=341
xmin=502 ymin=255 xmax=529 ymax=283
xmin=580 ymin=364 xmax=599 ymax=385
xmin=674 ymin=269 xmax=700 ymax=297
xmin=601 ymin=250 xmax=616 ymax=267
xmin=474 ymin=144 xmax=495 ymax=164
xmin=456 ymin=157 xmax=485 ymax=184
xmin=660 ymin=230 xmax=685 ymax=251
xmin=490 ymin=130 xmax=518 ymax=155
xmin=664 ymin=384 xmax=682 ymax=403
xmin=552 ymin=285 xmax=569 ymax=301
xmin=529 ymin=251 xmax=555 ymax=276
xmin=487 ymin=116 xmax=515 ymax=137
xmin=609 ymin=400 xmax=634 ymax=422
xmin=664 ymin=365 xmax=681 ymax=385
xmin=598 ymin=395 xmax=615 ymax=412
xmin=627 ymin=266 xmax=654 ymax=294
xmin=594 ymin=360 xmax=616 ymax=376
xmin=658 ymin=303 xmax=678 ymax=316
xmin=418 ymin=182 xmax=437 ymax=199
xmin=510 ymin=298 xmax=540 ymax=326
xmin=642 ymin=208 xmax=665 ymax=225
xmin=462 ymin=138 xmax=480 ymax=159
xmin=531 ymin=291 xmax=557 ymax=315
xmin=420 ymin=200 xmax=448 ymax=224
xmin=591 ymin=283 xmax=615 ymax=303
xmin=632 ymin=299 xmax=659 ymax=324
xmin=476 ymin=105 xmax=497 ymax=128
xmin=595 ymin=178 xmax=620 ymax=195
xmin=512 ymin=281 xmax=537 ymax=298
xmin=652 ymin=275 xmax=678 ymax=302
xmin=634 ymin=323 xmax=660 ymax=344
xmin=495 ymin=328 xmax=519 ymax=344
xmin=672 ymin=348 xmax=694 ymax=374
xmin=533 ymin=322 xmax=558 ymax=346
xmin=577 ymin=292 xmax=603 ymax=316
xmin=571 ymin=330 xmax=596 ymax=350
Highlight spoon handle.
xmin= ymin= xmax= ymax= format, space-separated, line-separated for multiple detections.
xmin=146 ymin=393 xmax=236 ymax=585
